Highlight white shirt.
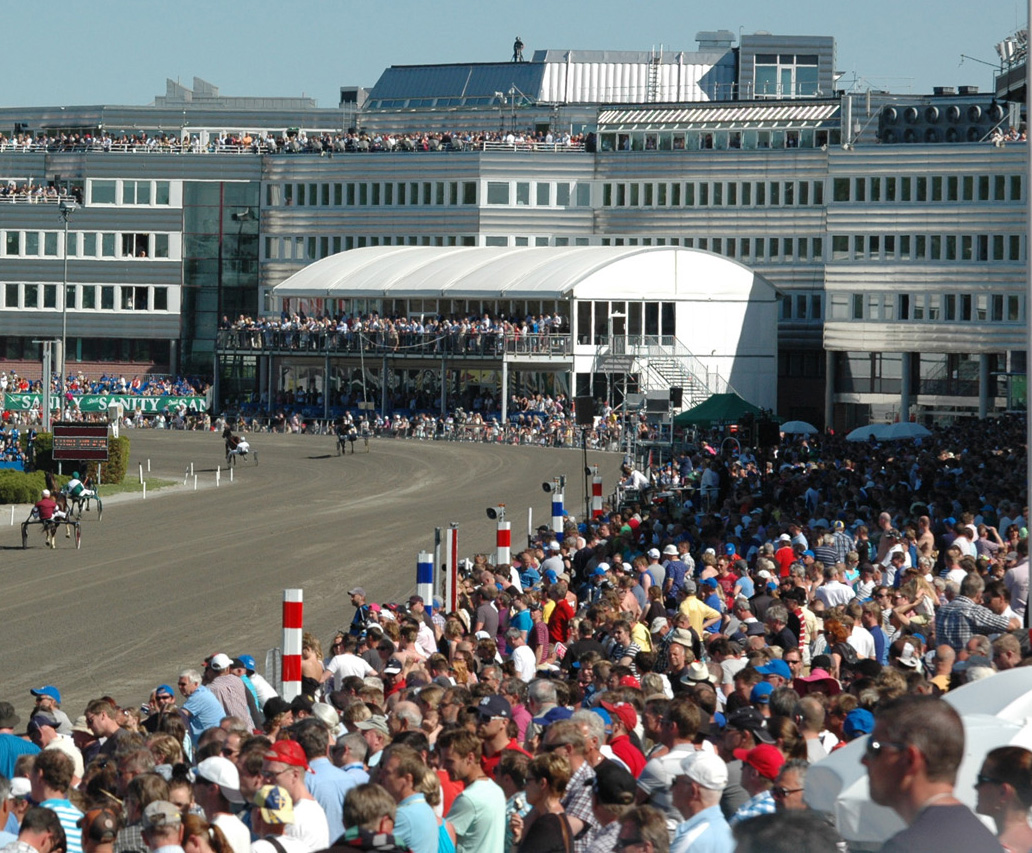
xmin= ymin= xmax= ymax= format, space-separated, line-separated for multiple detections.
xmin=214 ymin=813 xmax=252 ymax=853
xmin=511 ymin=644 xmax=537 ymax=682
xmin=284 ymin=798 xmax=330 ymax=852
xmin=815 ymin=581 xmax=854 ymax=609
xmin=324 ymin=653 xmax=375 ymax=690
xmin=848 ymin=625 xmax=876 ymax=659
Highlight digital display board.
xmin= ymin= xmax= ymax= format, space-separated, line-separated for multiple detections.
xmin=52 ymin=423 xmax=110 ymax=461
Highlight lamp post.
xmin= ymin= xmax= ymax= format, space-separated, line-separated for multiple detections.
xmin=58 ymin=200 xmax=77 ymax=392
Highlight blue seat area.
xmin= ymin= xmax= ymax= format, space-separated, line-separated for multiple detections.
xmin=0 ymin=460 xmax=26 ymax=471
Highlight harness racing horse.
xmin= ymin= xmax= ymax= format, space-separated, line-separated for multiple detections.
xmin=223 ymin=425 xmax=256 ymax=466
xmin=43 ymin=471 xmax=71 ymax=539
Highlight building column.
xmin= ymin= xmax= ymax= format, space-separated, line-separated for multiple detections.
xmin=501 ymin=357 xmax=509 ymax=423
xmin=824 ymin=351 xmax=835 ymax=430
xmin=323 ymin=353 xmax=331 ymax=421
xmin=169 ymin=340 xmax=178 ymax=376
xmin=979 ymin=353 xmax=991 ymax=419
xmin=440 ymin=356 xmax=447 ymax=416
xmin=900 ymin=352 xmax=912 ymax=423
xmin=381 ymin=355 xmax=388 ymax=419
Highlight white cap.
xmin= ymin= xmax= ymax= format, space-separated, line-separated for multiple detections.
xmin=548 ymin=541 xmax=561 ymax=551
xmin=41 ymin=489 xmax=50 ymax=497
xmin=647 ymin=548 xmax=661 ymax=559
xmin=209 ymin=653 xmax=233 ymax=671
xmin=680 ymin=751 xmax=729 ymax=791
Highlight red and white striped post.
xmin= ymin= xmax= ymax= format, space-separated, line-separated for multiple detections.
xmin=496 ymin=518 xmax=511 ymax=570
xmin=591 ymin=466 xmax=604 ymax=519
xmin=282 ymin=588 xmax=303 ymax=701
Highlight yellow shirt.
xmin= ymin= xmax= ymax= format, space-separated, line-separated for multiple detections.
xmin=678 ymin=597 xmax=722 ymax=637
xmin=542 ymin=599 xmax=557 ymax=623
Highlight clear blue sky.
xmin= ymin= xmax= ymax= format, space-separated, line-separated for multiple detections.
xmin=2 ymin=0 xmax=1025 ymax=107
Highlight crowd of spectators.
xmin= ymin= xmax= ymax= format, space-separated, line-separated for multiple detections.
xmin=0 ymin=371 xmax=208 ymax=398
xmin=1 ymin=412 xmax=1029 ymax=852
xmin=0 ymin=181 xmax=79 ymax=204
xmin=0 ymin=128 xmax=585 ymax=157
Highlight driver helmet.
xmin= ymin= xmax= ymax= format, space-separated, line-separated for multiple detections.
xmin=42 ymin=489 xmax=50 ymax=497
xmin=72 ymin=471 xmax=80 ymax=478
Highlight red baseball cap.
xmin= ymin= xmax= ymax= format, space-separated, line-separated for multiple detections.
xmin=600 ymin=700 xmax=637 ymax=733
xmin=264 ymin=739 xmax=310 ymax=771
xmin=618 ymin=675 xmax=641 ymax=690
xmin=733 ymin=744 xmax=785 ymax=780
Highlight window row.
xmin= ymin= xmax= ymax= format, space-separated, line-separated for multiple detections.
xmin=1 ymin=282 xmax=171 ymax=312
xmin=267 ymin=180 xmax=479 ymax=208
xmin=601 ymin=179 xmax=825 ymax=208
xmin=264 ymin=233 xmax=603 ymax=261
xmin=597 ymin=128 xmax=838 ymax=152
xmin=600 ymin=235 xmax=826 ymax=262
xmin=830 ymin=233 xmax=1024 ymax=262
xmin=576 ymin=300 xmax=677 ymax=344
xmin=0 ymin=231 xmax=175 ymax=259
xmin=88 ymin=179 xmax=176 ymax=206
xmin=831 ymin=173 xmax=1023 ymax=204
xmin=1 ymin=336 xmax=166 ymax=364
xmin=484 ymin=181 xmax=592 ymax=207
xmin=828 ymin=292 xmax=1024 ymax=323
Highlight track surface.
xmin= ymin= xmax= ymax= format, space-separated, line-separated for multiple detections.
xmin=0 ymin=431 xmax=621 ymax=714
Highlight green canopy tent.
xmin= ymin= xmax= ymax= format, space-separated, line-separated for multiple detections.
xmin=672 ymin=393 xmax=764 ymax=429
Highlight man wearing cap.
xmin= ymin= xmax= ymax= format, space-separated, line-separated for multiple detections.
xmin=29 ymin=690 xmax=72 ymax=735
xmin=140 ymin=802 xmax=182 ymax=853
xmin=193 ymin=757 xmax=249 ymax=853
xmin=251 ymin=786 xmax=307 ymax=853
xmin=378 ymin=745 xmax=438 ymax=853
xmin=258 ymin=741 xmax=328 ymax=852
xmin=636 ymin=698 xmax=701 ymax=836
xmin=289 ymin=719 xmax=353 ymax=842
xmin=27 ymin=714 xmax=83 ymax=785
xmin=728 ymin=744 xmax=783 ymax=826
xmin=670 ymin=752 xmax=733 ymax=853
xmin=754 ymin=660 xmax=791 ymax=690
xmin=204 ymin=655 xmax=255 ymax=731
xmin=347 ymin=588 xmax=371 ymax=638
xmin=177 ymin=670 xmax=225 ymax=750
xmin=29 ymin=750 xmax=82 ymax=853
xmin=677 ymin=582 xmax=721 ymax=640
xmin=583 ymin=761 xmax=637 ymax=853
xmin=473 ymin=697 xmax=530 ymax=778
xmin=355 ymin=717 xmax=390 ymax=769
xmin=77 ymin=808 xmax=118 ymax=853
xmin=600 ymin=702 xmax=645 ymax=778
xmin=718 ymin=708 xmax=771 ymax=819
xmin=142 ymin=687 xmax=177 ymax=735
xmin=322 ymin=637 xmax=376 ymax=693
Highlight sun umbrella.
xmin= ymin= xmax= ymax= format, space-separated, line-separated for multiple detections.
xmin=881 ymin=421 xmax=932 ymax=440
xmin=806 ymin=669 xmax=1032 ymax=847
xmin=780 ymin=420 xmax=818 ymax=435
xmin=845 ymin=424 xmax=888 ymax=442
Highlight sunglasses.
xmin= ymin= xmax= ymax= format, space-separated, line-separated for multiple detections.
xmin=615 ymin=838 xmax=644 ymax=850
xmin=865 ymin=739 xmax=906 ymax=759
xmin=772 ymin=785 xmax=804 ymax=798
xmin=975 ymin=773 xmax=1004 ymax=787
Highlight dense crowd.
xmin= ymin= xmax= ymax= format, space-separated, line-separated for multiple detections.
xmin=0 ymin=372 xmax=208 ymax=398
xmin=0 ymin=129 xmax=586 ymax=157
xmin=2 ymin=412 xmax=1029 ymax=853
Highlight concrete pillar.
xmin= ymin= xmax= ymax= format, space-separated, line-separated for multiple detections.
xmin=169 ymin=340 xmax=178 ymax=376
xmin=381 ymin=355 xmax=388 ymax=419
xmin=900 ymin=352 xmax=912 ymax=423
xmin=323 ymin=353 xmax=330 ymax=421
xmin=440 ymin=356 xmax=447 ymax=416
xmin=824 ymin=351 xmax=835 ymax=430
xmin=979 ymin=353 xmax=991 ymax=419
xmin=501 ymin=358 xmax=508 ymax=423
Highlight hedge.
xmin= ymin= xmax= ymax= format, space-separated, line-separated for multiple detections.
xmin=20 ymin=432 xmax=130 ymax=485
xmin=0 ymin=470 xmax=63 ymax=505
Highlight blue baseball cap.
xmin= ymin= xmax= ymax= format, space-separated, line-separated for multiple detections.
xmin=750 ymin=682 xmax=774 ymax=705
xmin=155 ymin=684 xmax=175 ymax=699
xmin=843 ymin=708 xmax=875 ymax=738
xmin=756 ymin=660 xmax=792 ymax=681
xmin=803 ymin=550 xmax=815 ymax=559
xmin=237 ymin=654 xmax=257 ymax=672
xmin=724 ymin=543 xmax=736 ymax=555
xmin=701 ymin=577 xmax=718 ymax=588
xmin=30 ymin=686 xmax=61 ymax=704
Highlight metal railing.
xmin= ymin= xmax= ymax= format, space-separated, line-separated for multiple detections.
xmin=217 ymin=328 xmax=573 ymax=357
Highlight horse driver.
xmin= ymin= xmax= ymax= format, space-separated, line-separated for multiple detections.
xmin=63 ymin=470 xmax=95 ymax=504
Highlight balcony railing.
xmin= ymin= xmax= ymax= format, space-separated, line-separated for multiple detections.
xmin=216 ymin=328 xmax=572 ymax=358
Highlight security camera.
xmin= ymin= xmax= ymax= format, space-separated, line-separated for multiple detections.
xmin=542 ymin=482 xmax=554 ymax=493
xmin=486 ymin=505 xmax=505 ymax=520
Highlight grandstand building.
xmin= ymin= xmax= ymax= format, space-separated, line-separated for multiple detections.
xmin=0 ymin=30 xmax=1025 ymax=429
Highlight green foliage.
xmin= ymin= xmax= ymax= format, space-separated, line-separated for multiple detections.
xmin=0 ymin=470 xmax=64 ymax=505
xmin=20 ymin=431 xmax=130 ymax=484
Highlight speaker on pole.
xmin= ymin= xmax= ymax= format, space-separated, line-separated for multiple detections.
xmin=669 ymin=386 xmax=683 ymax=408
xmin=575 ymin=396 xmax=596 ymax=427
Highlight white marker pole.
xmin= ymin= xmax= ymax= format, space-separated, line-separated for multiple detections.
xmin=10 ymin=505 xmax=14 ymax=526
xmin=142 ymin=482 xmax=147 ymax=499
xmin=193 ymin=474 xmax=198 ymax=491
xmin=139 ymin=463 xmax=143 ymax=485
xmin=230 ymin=467 xmax=234 ymax=483
xmin=147 ymin=458 xmax=151 ymax=472
xmin=216 ymin=467 xmax=221 ymax=487
xmin=190 ymin=462 xmax=194 ymax=476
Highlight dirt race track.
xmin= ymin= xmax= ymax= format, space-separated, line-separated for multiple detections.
xmin=0 ymin=430 xmax=622 ymax=715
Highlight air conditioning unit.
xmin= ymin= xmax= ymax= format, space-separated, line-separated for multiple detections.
xmin=878 ymin=99 xmax=999 ymax=144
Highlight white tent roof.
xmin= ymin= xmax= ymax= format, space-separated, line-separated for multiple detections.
xmin=272 ymin=245 xmax=770 ymax=301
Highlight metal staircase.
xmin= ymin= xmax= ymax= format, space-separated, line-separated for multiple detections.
xmin=594 ymin=335 xmax=736 ymax=410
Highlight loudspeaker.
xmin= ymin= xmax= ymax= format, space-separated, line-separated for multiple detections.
xmin=669 ymin=387 xmax=683 ymax=407
xmin=757 ymin=420 xmax=780 ymax=448
xmin=574 ymin=396 xmax=596 ymax=426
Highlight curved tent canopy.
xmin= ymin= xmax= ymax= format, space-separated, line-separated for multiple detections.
xmin=672 ymin=392 xmax=763 ymax=428
xmin=272 ymin=245 xmax=774 ymax=303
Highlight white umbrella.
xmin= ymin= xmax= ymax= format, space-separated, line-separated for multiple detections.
xmin=845 ymin=424 xmax=888 ymax=442
xmin=881 ymin=421 xmax=932 ymax=440
xmin=806 ymin=670 xmax=1032 ymax=847
xmin=780 ymin=420 xmax=818 ymax=435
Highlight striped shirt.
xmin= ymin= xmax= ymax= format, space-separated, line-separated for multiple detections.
xmin=41 ymin=798 xmax=84 ymax=853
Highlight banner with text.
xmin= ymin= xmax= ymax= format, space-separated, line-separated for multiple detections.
xmin=2 ymin=394 xmax=208 ymax=413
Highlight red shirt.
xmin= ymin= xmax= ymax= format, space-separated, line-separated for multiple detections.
xmin=34 ymin=497 xmax=57 ymax=520
xmin=609 ymin=734 xmax=647 ymax=778
xmin=775 ymin=546 xmax=796 ymax=577
xmin=437 ymin=769 xmax=464 ymax=815
xmin=481 ymin=739 xmax=533 ymax=777
xmin=547 ymin=599 xmax=576 ymax=644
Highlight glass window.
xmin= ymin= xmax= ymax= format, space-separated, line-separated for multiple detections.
xmin=946 ymin=175 xmax=958 ymax=201
xmin=5 ymin=232 xmax=17 ymax=255
xmin=3 ymin=283 xmax=16 ymax=307
xmin=82 ymin=286 xmax=96 ymax=309
xmin=83 ymin=233 xmax=97 ymax=256
xmin=900 ymin=178 xmax=912 ymax=202
xmin=853 ymin=179 xmax=865 ymax=202
xmin=931 ymin=176 xmax=943 ymax=202
xmin=25 ymin=233 xmax=39 ymax=255
xmin=870 ymin=178 xmax=881 ymax=202
xmin=1008 ymin=295 xmax=1020 ymax=321
xmin=516 ymin=183 xmax=530 ymax=205
xmin=885 ymin=178 xmax=896 ymax=202
xmin=153 ymin=287 xmax=168 ymax=311
xmin=576 ymin=183 xmax=591 ymax=206
xmin=43 ymin=285 xmax=56 ymax=309
xmin=536 ymin=183 xmax=550 ymax=206
xmin=1010 ymin=175 xmax=1022 ymax=201
xmin=630 ymin=184 xmax=640 ymax=206
xmin=833 ymin=178 xmax=850 ymax=202
xmin=24 ymin=284 xmax=38 ymax=308
xmin=102 ymin=234 xmax=116 ymax=257
xmin=487 ymin=182 xmax=509 ymax=204
xmin=100 ymin=286 xmax=114 ymax=310
xmin=852 ymin=294 xmax=863 ymax=319
xmin=44 ymin=232 xmax=58 ymax=256
xmin=91 ymin=180 xmax=116 ymax=204
xmin=643 ymin=184 xmax=653 ymax=206
xmin=155 ymin=181 xmax=170 ymax=205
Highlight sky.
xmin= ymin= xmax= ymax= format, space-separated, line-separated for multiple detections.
xmin=1 ymin=0 xmax=1026 ymax=108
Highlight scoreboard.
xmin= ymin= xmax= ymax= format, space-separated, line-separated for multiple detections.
xmin=52 ymin=423 xmax=110 ymax=461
